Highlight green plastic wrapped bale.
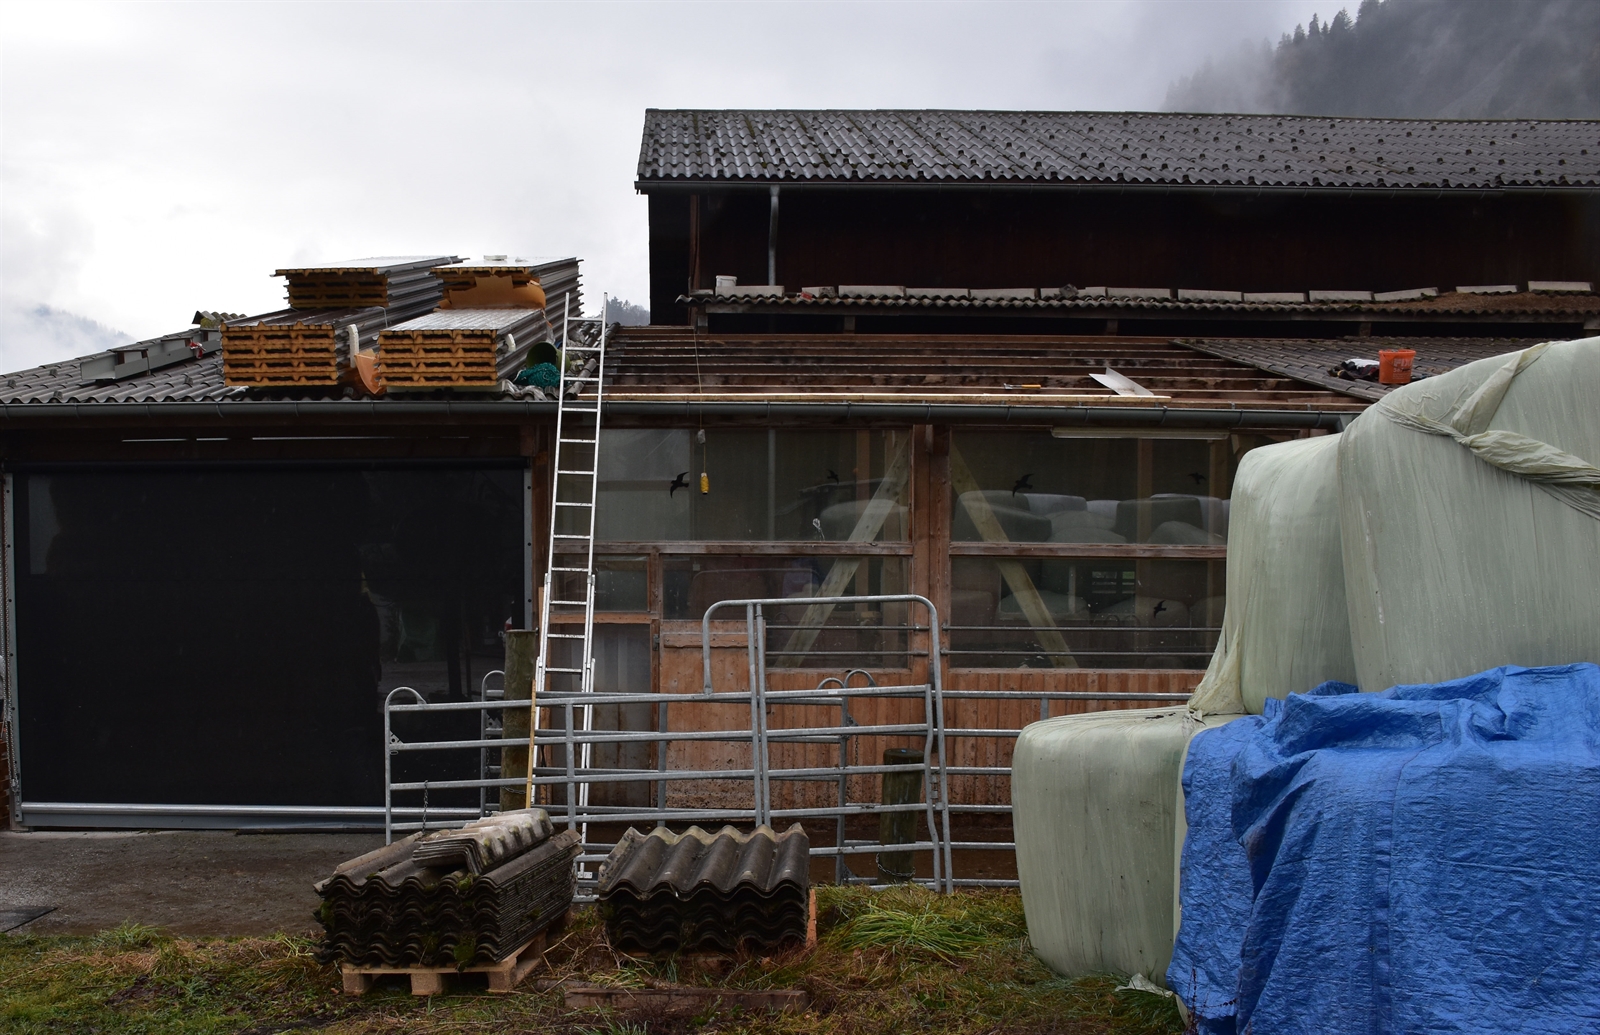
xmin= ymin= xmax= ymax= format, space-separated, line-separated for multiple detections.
xmin=1187 ymin=433 xmax=1359 ymax=716
xmin=1013 ymin=707 xmax=1236 ymax=985
xmin=1339 ymin=337 xmax=1600 ymax=691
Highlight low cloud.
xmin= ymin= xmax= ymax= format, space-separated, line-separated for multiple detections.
xmin=1167 ymin=0 xmax=1600 ymax=117
xmin=0 ymin=302 xmax=129 ymax=373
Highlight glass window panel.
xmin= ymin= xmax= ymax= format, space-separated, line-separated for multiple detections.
xmin=540 ymin=624 xmax=653 ymax=808
xmin=950 ymin=430 xmax=1235 ymax=544
xmin=662 ymin=555 xmax=911 ymax=668
xmin=550 ymin=555 xmax=649 ymax=612
xmin=593 ymin=429 xmax=911 ymax=542
xmin=948 ymin=557 xmax=1224 ymax=669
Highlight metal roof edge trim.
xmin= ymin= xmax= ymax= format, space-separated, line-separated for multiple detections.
xmin=0 ymin=399 xmax=1352 ymax=427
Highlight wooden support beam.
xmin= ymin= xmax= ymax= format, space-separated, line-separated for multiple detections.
xmin=947 ymin=442 xmax=1077 ymax=669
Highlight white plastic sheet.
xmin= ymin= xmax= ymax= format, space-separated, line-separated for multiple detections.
xmin=1340 ymin=337 xmax=1600 ymax=691
xmin=1188 ymin=434 xmax=1359 ymax=715
xmin=1012 ymin=707 xmax=1234 ymax=985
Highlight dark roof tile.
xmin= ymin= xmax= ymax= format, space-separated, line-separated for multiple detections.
xmin=639 ymin=110 xmax=1600 ymax=190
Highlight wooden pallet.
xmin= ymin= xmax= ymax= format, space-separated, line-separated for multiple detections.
xmin=338 ymin=922 xmax=559 ymax=996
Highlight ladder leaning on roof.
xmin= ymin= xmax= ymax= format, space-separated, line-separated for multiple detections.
xmin=526 ymin=295 xmax=609 ymax=853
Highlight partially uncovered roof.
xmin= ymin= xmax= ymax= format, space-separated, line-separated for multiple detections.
xmin=638 ymin=110 xmax=1600 ymax=190
xmin=0 ymin=328 xmax=1547 ymax=419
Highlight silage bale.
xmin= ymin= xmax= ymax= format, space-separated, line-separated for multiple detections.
xmin=1012 ymin=707 xmax=1234 ymax=985
xmin=1187 ymin=433 xmax=1359 ymax=716
xmin=1338 ymin=338 xmax=1600 ymax=691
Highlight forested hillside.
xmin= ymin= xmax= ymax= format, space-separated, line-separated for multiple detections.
xmin=1167 ymin=0 xmax=1600 ymax=118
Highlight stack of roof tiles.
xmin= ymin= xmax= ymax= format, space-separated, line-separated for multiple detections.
xmin=315 ymin=810 xmax=579 ymax=967
xmin=597 ymin=824 xmax=810 ymax=955
xmin=222 ymin=256 xmax=459 ymax=388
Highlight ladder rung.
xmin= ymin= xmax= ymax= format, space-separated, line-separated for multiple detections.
xmin=544 ymin=666 xmax=585 ymax=674
xmin=550 ymin=566 xmax=590 ymax=572
xmin=548 ymin=599 xmax=588 ymax=607
xmin=546 ymin=632 xmax=586 ymax=639
xmin=555 ymin=469 xmax=596 ymax=476
xmin=553 ymin=501 xmax=593 ymax=507
xmin=559 ymin=438 xmax=596 ymax=445
xmin=551 ymin=534 xmax=590 ymax=540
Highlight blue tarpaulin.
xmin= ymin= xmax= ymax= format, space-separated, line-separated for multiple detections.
xmin=1168 ymin=664 xmax=1600 ymax=1035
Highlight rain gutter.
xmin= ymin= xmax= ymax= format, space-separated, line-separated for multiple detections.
xmin=0 ymin=399 xmax=1353 ymax=428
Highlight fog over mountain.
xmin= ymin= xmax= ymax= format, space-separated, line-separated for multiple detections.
xmin=1167 ymin=0 xmax=1600 ymax=118
xmin=0 ymin=304 xmax=129 ymax=374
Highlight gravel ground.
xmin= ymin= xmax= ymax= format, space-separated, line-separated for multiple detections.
xmin=0 ymin=830 xmax=381 ymax=936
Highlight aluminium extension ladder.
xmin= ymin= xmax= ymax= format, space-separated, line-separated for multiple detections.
xmin=531 ymin=296 xmax=609 ymax=855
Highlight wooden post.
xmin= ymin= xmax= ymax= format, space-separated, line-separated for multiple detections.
xmin=925 ymin=426 xmax=951 ymax=689
xmin=501 ymin=630 xmax=540 ymax=814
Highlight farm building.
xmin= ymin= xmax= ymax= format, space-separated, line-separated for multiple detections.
xmin=1 ymin=111 xmax=1596 ymax=875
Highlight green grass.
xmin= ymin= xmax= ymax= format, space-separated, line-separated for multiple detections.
xmin=0 ymin=888 xmax=1183 ymax=1035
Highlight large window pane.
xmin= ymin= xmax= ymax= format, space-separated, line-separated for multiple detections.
xmin=662 ymin=555 xmax=911 ymax=668
xmin=948 ymin=557 xmax=1224 ymax=669
xmin=950 ymin=431 xmax=1234 ymax=544
xmin=592 ymin=429 xmax=912 ymax=542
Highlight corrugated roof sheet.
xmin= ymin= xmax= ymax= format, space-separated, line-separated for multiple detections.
xmin=1177 ymin=337 xmax=1551 ymax=401
xmin=315 ymin=824 xmax=579 ymax=967
xmin=596 ymin=824 xmax=810 ymax=955
xmin=2 ymin=351 xmax=242 ymax=405
xmin=639 ymin=110 xmax=1600 ymax=190
xmin=274 ymin=255 xmax=460 ymax=276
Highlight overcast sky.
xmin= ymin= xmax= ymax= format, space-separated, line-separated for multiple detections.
xmin=1 ymin=0 xmax=1330 ymax=370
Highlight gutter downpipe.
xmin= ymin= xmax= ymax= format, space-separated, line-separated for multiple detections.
xmin=768 ymin=186 xmax=780 ymax=286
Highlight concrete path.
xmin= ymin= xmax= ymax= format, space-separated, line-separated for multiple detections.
xmin=0 ymin=830 xmax=382 ymax=936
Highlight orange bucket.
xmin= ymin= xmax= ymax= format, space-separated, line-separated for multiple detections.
xmin=1378 ymin=348 xmax=1416 ymax=385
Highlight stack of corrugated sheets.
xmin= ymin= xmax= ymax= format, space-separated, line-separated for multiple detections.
xmin=315 ymin=810 xmax=579 ymax=967
xmin=223 ymin=256 xmax=459 ymax=388
xmin=526 ymin=257 xmax=583 ymax=322
xmin=278 ymin=256 xmax=458 ymax=311
xmin=597 ymin=824 xmax=810 ymax=955
xmin=377 ymin=309 xmax=552 ymax=390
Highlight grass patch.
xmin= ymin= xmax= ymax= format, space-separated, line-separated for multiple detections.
xmin=0 ymin=887 xmax=1182 ymax=1034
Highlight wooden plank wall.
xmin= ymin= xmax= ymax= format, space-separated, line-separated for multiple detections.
xmin=942 ymin=668 xmax=1204 ymax=808
xmin=643 ymin=622 xmax=1201 ymax=811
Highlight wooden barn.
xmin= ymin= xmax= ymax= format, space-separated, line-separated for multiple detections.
xmin=1 ymin=112 xmax=1596 ymax=873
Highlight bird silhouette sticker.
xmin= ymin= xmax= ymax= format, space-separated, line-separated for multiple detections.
xmin=826 ymin=469 xmax=840 ymax=483
xmin=1012 ymin=473 xmax=1034 ymax=496
xmin=668 ymin=472 xmax=690 ymax=496
xmin=1187 ymin=472 xmax=1208 ymax=485
xmin=1153 ymin=600 xmax=1169 ymax=617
